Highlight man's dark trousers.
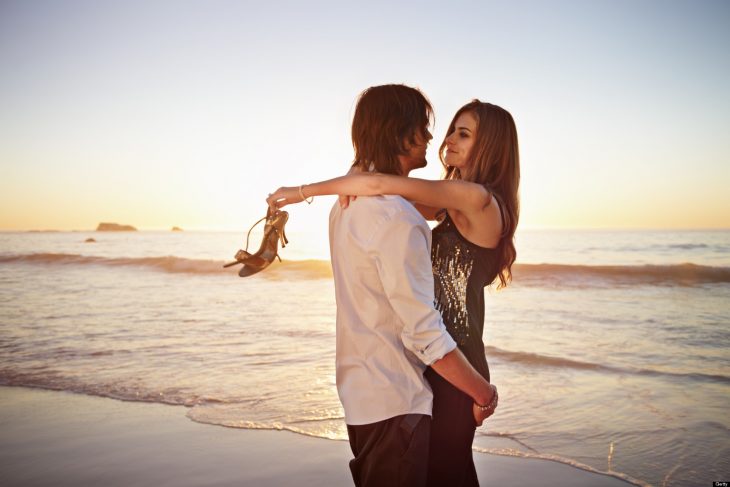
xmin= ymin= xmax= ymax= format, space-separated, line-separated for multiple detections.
xmin=346 ymin=413 xmax=430 ymax=487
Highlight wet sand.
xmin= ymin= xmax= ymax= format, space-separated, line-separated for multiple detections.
xmin=0 ymin=386 xmax=635 ymax=486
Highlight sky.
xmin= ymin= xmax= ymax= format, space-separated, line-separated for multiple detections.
xmin=1 ymin=0 xmax=729 ymax=234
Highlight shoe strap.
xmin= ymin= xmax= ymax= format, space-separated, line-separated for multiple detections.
xmin=244 ymin=215 xmax=268 ymax=253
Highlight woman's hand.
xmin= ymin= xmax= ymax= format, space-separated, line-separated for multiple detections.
xmin=267 ymin=186 xmax=304 ymax=211
xmin=473 ymin=384 xmax=498 ymax=426
xmin=266 ymin=165 xmax=367 ymax=212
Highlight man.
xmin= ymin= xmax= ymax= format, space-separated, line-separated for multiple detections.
xmin=327 ymin=84 xmax=496 ymax=487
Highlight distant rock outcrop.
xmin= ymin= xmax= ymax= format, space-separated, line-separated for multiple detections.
xmin=85 ymin=238 xmax=97 ymax=243
xmin=96 ymin=222 xmax=137 ymax=232
xmin=171 ymin=226 xmax=183 ymax=232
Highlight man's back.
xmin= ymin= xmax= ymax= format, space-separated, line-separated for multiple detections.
xmin=329 ymin=195 xmax=456 ymax=426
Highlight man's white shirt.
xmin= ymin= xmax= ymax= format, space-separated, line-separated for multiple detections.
xmin=329 ymin=195 xmax=457 ymax=426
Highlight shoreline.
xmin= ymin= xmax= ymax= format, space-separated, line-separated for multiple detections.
xmin=0 ymin=385 xmax=637 ymax=486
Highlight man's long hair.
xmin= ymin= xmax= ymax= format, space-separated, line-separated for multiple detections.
xmin=351 ymin=84 xmax=433 ymax=175
xmin=439 ymin=100 xmax=520 ymax=289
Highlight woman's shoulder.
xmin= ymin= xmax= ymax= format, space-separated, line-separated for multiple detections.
xmin=450 ymin=190 xmax=504 ymax=248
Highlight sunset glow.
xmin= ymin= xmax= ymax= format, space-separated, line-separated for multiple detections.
xmin=1 ymin=1 xmax=728 ymax=232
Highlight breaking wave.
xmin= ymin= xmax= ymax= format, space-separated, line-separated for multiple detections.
xmin=486 ymin=346 xmax=730 ymax=384
xmin=0 ymin=253 xmax=332 ymax=280
xmin=2 ymin=253 xmax=729 ymax=286
xmin=511 ymin=262 xmax=730 ymax=286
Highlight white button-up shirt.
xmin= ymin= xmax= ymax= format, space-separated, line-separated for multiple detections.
xmin=329 ymin=195 xmax=457 ymax=425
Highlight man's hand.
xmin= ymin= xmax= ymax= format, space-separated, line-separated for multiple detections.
xmin=472 ymin=384 xmax=498 ymax=426
xmin=338 ymin=194 xmax=357 ymax=208
xmin=338 ymin=164 xmax=365 ymax=208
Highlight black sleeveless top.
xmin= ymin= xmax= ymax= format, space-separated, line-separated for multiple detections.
xmin=431 ymin=210 xmax=503 ymax=382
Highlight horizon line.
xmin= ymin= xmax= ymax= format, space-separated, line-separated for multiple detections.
xmin=2 ymin=226 xmax=730 ymax=233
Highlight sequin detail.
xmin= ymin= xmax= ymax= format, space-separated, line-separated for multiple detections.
xmin=432 ymin=232 xmax=473 ymax=345
xmin=431 ymin=210 xmax=499 ymax=382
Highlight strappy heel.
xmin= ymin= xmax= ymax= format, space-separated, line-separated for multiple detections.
xmin=223 ymin=208 xmax=289 ymax=277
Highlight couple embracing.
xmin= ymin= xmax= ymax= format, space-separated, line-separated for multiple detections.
xmin=267 ymin=84 xmax=519 ymax=487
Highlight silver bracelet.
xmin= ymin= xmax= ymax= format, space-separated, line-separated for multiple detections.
xmin=298 ymin=185 xmax=314 ymax=204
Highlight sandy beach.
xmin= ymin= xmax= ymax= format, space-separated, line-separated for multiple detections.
xmin=0 ymin=386 xmax=635 ymax=486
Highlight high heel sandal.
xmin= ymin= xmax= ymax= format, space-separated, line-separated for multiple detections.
xmin=223 ymin=208 xmax=289 ymax=277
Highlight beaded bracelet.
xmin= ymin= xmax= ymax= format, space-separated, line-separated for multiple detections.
xmin=476 ymin=385 xmax=498 ymax=413
xmin=298 ymin=185 xmax=314 ymax=204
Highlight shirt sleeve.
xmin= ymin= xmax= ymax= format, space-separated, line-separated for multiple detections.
xmin=371 ymin=210 xmax=457 ymax=366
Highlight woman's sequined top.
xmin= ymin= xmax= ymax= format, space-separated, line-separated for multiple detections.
xmin=431 ymin=210 xmax=502 ymax=382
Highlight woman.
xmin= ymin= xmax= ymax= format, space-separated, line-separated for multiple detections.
xmin=268 ymin=100 xmax=519 ymax=487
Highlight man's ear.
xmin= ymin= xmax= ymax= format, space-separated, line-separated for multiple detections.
xmin=400 ymin=134 xmax=412 ymax=151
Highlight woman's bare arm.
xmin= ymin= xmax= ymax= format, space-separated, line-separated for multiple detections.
xmin=267 ymin=173 xmax=491 ymax=215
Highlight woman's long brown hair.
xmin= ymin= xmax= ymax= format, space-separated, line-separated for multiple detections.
xmin=439 ymin=100 xmax=520 ymax=289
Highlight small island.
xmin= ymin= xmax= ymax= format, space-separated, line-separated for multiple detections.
xmin=96 ymin=222 xmax=137 ymax=232
xmin=171 ymin=226 xmax=183 ymax=232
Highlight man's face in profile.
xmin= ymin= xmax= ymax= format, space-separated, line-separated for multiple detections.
xmin=401 ymin=125 xmax=432 ymax=174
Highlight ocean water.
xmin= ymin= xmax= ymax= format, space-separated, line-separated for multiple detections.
xmin=0 ymin=228 xmax=728 ymax=487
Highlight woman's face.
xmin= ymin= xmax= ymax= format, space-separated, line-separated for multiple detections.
xmin=444 ymin=111 xmax=478 ymax=170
